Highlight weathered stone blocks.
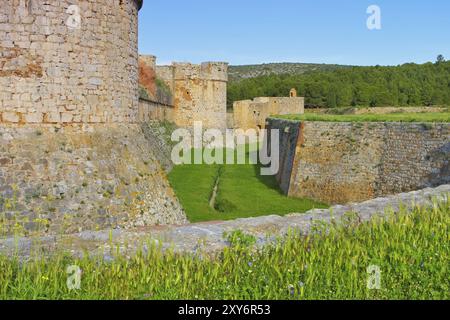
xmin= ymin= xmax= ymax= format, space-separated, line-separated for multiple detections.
xmin=0 ymin=1 xmax=191 ymax=237
xmin=0 ymin=0 xmax=141 ymax=124
xmin=267 ymin=119 xmax=450 ymax=204
xmin=233 ymin=95 xmax=305 ymax=131
xmin=0 ymin=124 xmax=187 ymax=237
xmin=152 ymin=59 xmax=229 ymax=130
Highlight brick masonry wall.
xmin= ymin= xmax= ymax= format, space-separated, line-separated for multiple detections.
xmin=0 ymin=0 xmax=140 ymax=124
xmin=267 ymin=119 xmax=450 ymax=204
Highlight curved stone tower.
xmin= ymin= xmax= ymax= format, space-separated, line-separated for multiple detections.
xmin=0 ymin=0 xmax=187 ymax=236
xmin=0 ymin=0 xmax=143 ymax=124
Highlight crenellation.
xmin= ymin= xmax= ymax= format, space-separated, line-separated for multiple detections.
xmin=200 ymin=62 xmax=229 ymax=82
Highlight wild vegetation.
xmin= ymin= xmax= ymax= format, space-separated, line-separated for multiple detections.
xmin=228 ymin=59 xmax=450 ymax=109
xmin=0 ymin=198 xmax=448 ymax=299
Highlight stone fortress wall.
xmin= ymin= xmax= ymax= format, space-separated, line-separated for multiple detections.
xmin=157 ymin=61 xmax=229 ymax=130
xmin=0 ymin=124 xmax=187 ymax=235
xmin=267 ymin=118 xmax=450 ymax=204
xmin=0 ymin=0 xmax=188 ymax=236
xmin=0 ymin=0 xmax=143 ymax=124
xmin=233 ymin=89 xmax=305 ymax=131
xmin=138 ymin=58 xmax=306 ymax=133
xmin=3 ymin=184 xmax=447 ymax=258
xmin=138 ymin=98 xmax=174 ymax=122
xmin=140 ymin=54 xmax=157 ymax=70
xmin=139 ymin=55 xmax=229 ymax=130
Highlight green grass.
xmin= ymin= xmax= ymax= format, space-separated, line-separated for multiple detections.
xmin=168 ymin=147 xmax=327 ymax=222
xmin=0 ymin=198 xmax=448 ymax=299
xmin=277 ymin=112 xmax=450 ymax=123
xmin=168 ymin=163 xmax=221 ymax=221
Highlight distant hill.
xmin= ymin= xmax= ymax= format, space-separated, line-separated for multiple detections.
xmin=227 ymin=61 xmax=450 ymax=108
xmin=228 ymin=63 xmax=351 ymax=82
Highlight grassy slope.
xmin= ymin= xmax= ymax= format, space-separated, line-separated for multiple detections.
xmin=277 ymin=112 xmax=450 ymax=122
xmin=1 ymin=199 xmax=448 ymax=299
xmin=168 ymin=149 xmax=327 ymax=222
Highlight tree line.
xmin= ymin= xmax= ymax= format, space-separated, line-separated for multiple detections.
xmin=227 ymin=59 xmax=450 ymax=109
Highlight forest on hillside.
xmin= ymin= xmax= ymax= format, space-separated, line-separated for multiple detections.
xmin=227 ymin=59 xmax=450 ymax=109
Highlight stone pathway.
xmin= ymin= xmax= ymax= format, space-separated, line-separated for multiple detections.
xmin=0 ymin=185 xmax=448 ymax=260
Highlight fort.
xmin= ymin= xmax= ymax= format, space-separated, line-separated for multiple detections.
xmin=138 ymin=55 xmax=304 ymax=132
xmin=0 ymin=0 xmax=448 ymax=239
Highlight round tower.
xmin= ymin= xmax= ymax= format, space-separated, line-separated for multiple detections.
xmin=0 ymin=0 xmax=143 ymax=124
xmin=0 ymin=1 xmax=188 ymax=236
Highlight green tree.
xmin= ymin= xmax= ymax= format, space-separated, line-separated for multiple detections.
xmin=227 ymin=60 xmax=450 ymax=109
xmin=326 ymin=86 xmax=337 ymax=108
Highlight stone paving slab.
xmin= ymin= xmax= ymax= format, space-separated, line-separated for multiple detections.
xmin=0 ymin=185 xmax=448 ymax=260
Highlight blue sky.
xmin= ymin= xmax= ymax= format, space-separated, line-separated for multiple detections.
xmin=138 ymin=0 xmax=450 ymax=66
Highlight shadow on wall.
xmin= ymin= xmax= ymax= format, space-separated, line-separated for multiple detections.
xmin=427 ymin=142 xmax=450 ymax=187
xmin=252 ymin=162 xmax=286 ymax=195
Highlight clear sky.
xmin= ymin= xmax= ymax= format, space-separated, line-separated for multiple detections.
xmin=138 ymin=0 xmax=450 ymax=66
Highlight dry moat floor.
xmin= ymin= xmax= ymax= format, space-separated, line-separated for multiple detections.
xmin=168 ymin=147 xmax=327 ymax=222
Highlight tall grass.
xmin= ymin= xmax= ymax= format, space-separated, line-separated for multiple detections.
xmin=0 ymin=198 xmax=448 ymax=300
